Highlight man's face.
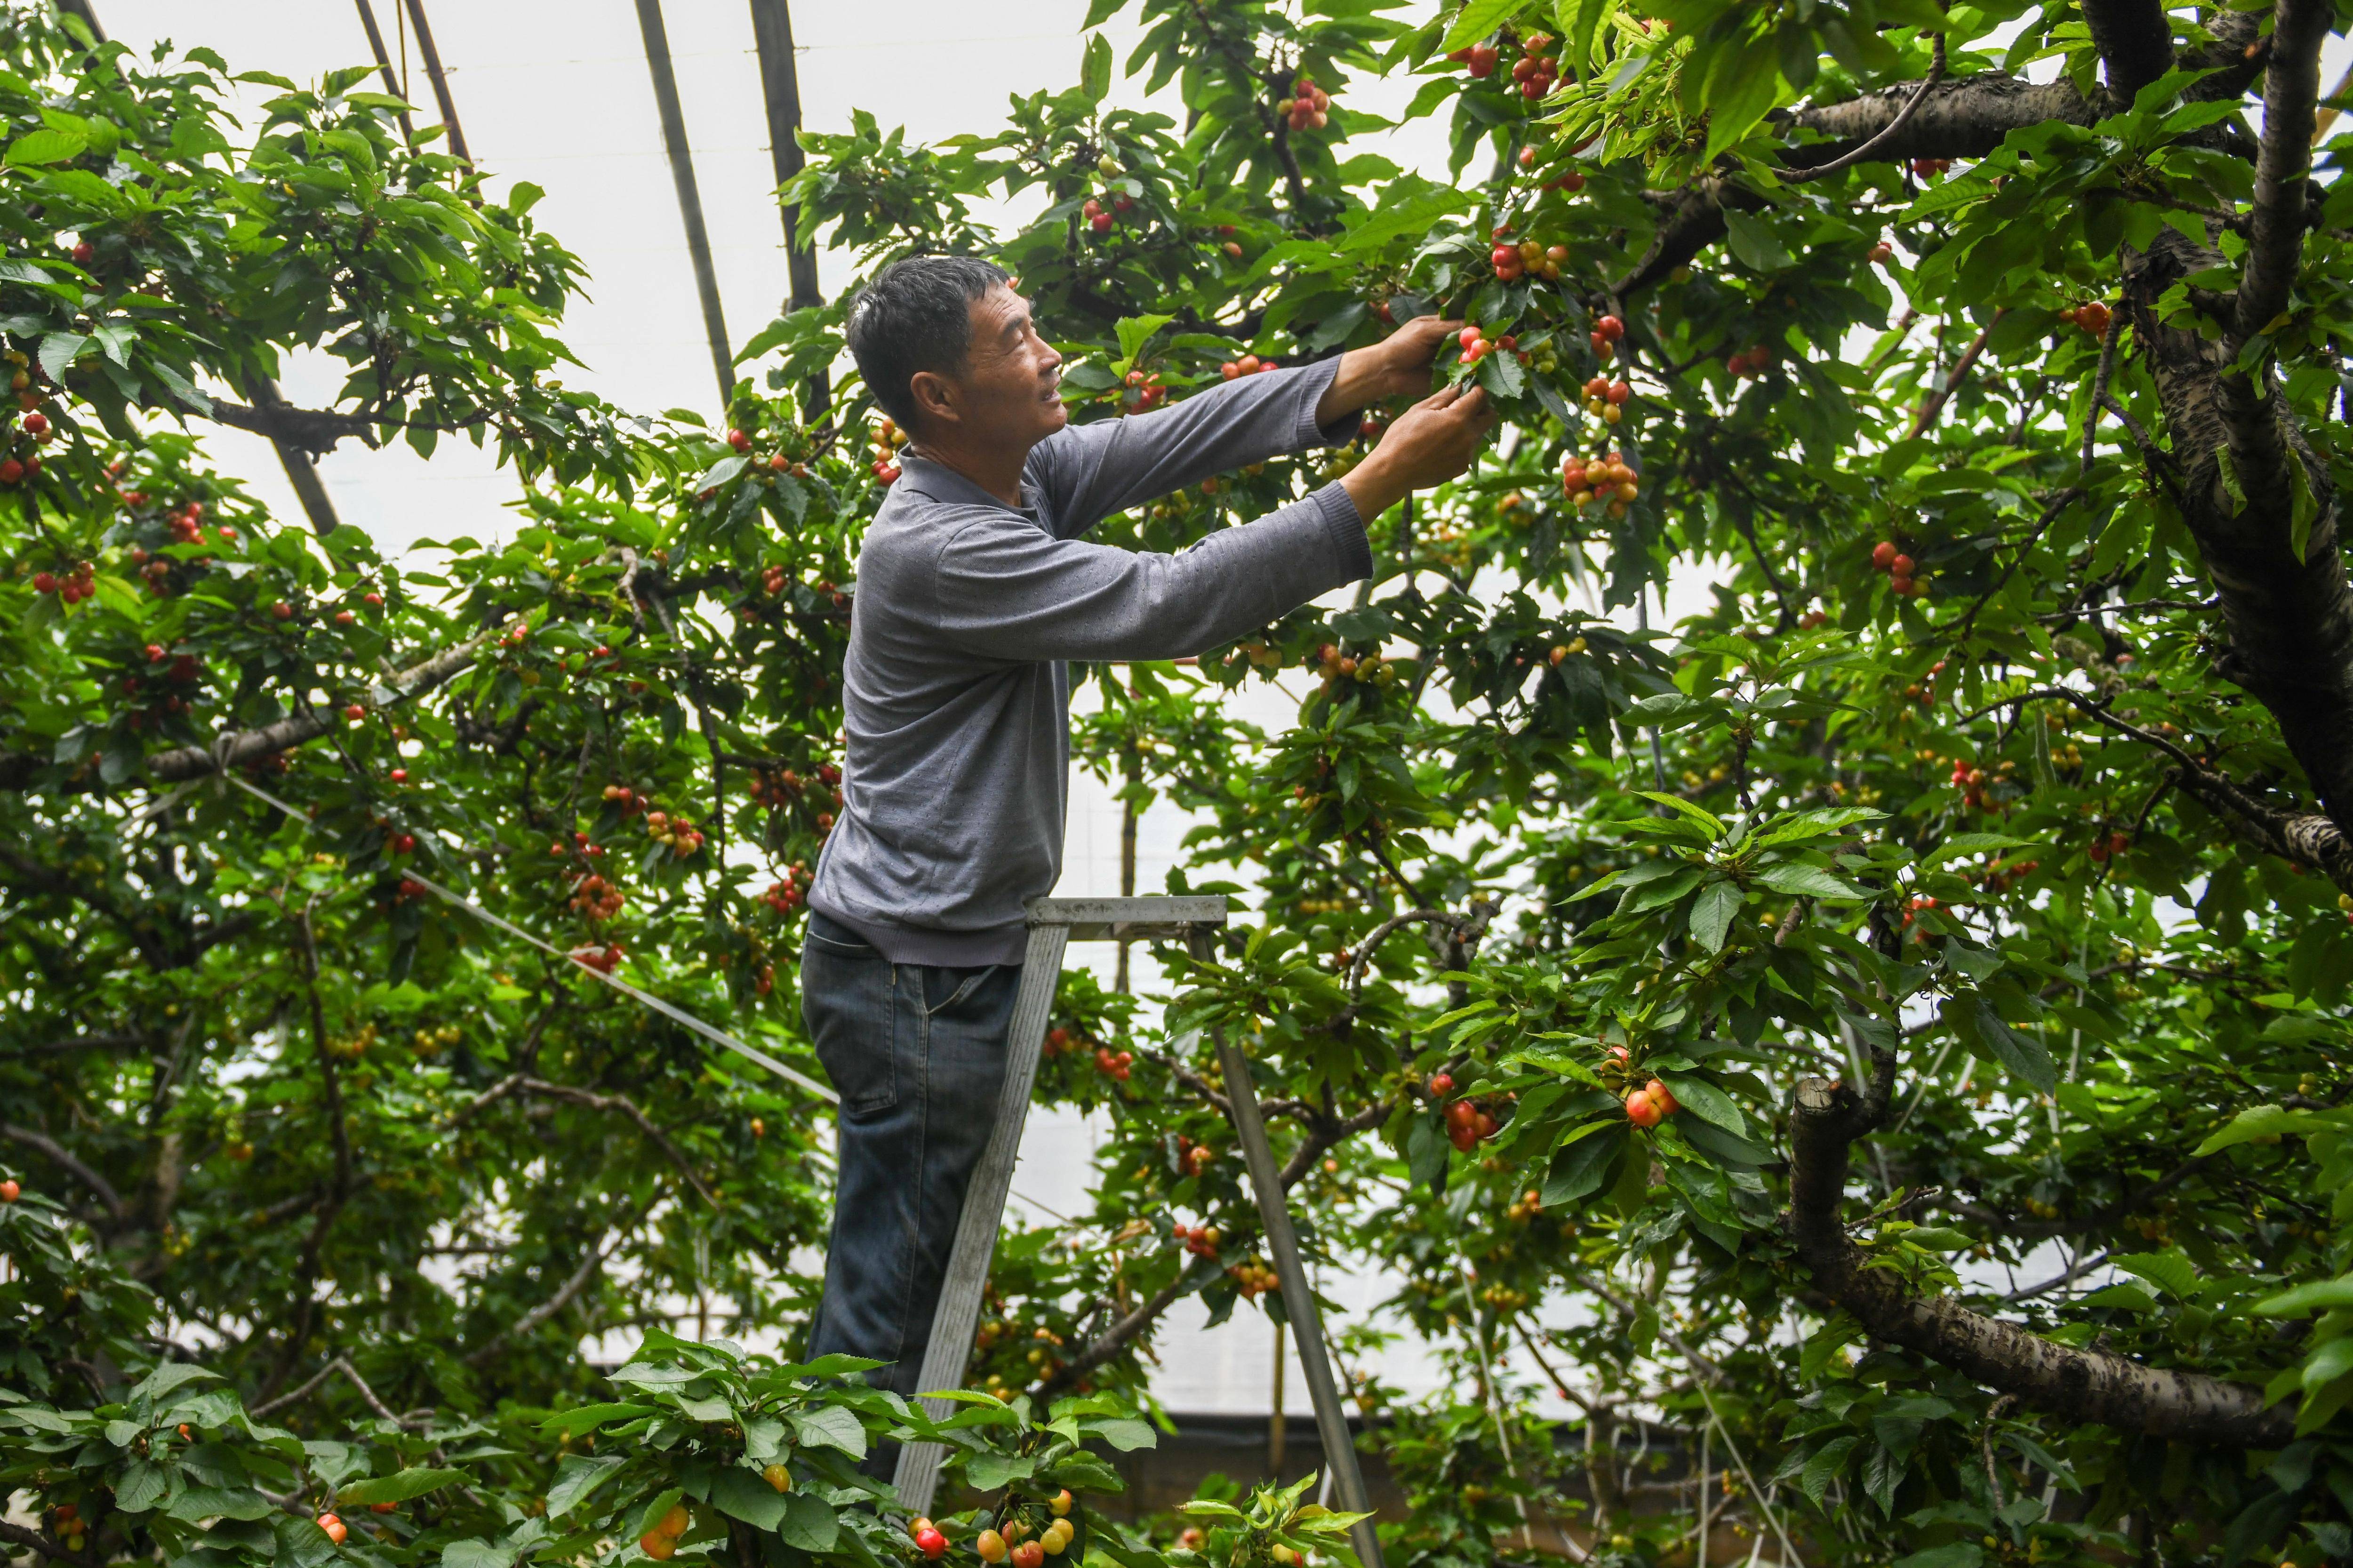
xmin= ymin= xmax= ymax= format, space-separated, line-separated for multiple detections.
xmin=929 ymin=284 xmax=1065 ymax=448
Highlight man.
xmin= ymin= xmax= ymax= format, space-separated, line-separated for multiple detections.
xmin=800 ymin=254 xmax=1491 ymax=1411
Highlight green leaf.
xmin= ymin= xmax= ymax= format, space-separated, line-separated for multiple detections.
xmin=1971 ymin=999 xmax=2057 ymax=1094
xmin=2215 ymin=446 xmax=2247 ymax=515
xmin=2290 ymin=456 xmax=2320 ymax=562
xmin=540 ymin=1402 xmax=656 ymax=1438
xmin=114 ymin=1458 xmax=169 ymax=1513
xmin=1753 ymin=862 xmax=1868 ymax=899
xmin=1081 ymin=32 xmax=1113 ymax=103
xmin=2111 ymin=1249 xmax=2199 ymax=1301
xmin=1722 ymin=209 xmax=1794 ymax=272
xmin=2193 ymin=1103 xmax=2315 ymax=1155
xmin=1657 ymin=1074 xmax=1751 ymax=1139
xmin=2253 ymin=1276 xmax=2353 ymax=1317
xmin=1085 ymin=1416 xmax=1157 ymax=1451
xmin=1542 ymin=1121 xmax=1626 ymax=1207
xmin=38 ymin=330 xmax=86 ymax=384
xmin=544 ymin=1454 xmax=625 ymax=1520
xmin=1439 ymin=0 xmax=1525 ymax=55
xmin=6 ymin=126 xmax=87 ymax=166
xmin=709 ymin=1467 xmax=787 ymax=1531
xmin=339 ymin=1468 xmax=468 ymax=1505
xmin=1114 ymin=314 xmax=1175 ymax=365
xmin=2077 ymin=1282 xmax=2159 ymax=1312
xmin=1689 ymin=878 xmax=1742 ymax=952
xmin=778 ymin=1494 xmax=837 ymax=1553
xmin=787 ymin=1403 xmax=866 ymax=1458
xmin=965 ymin=1451 xmax=1037 ymax=1491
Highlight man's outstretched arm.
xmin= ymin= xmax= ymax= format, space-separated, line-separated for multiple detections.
xmin=1026 ymin=315 xmax=1461 ymax=537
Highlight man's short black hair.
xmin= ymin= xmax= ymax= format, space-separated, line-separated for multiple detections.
xmin=845 ymin=256 xmax=1010 ymax=432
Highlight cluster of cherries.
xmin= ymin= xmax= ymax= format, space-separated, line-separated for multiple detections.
xmin=1174 ymin=1217 xmax=1223 ymax=1258
xmin=1949 ymin=756 xmax=1999 ymax=812
xmin=1489 ymin=232 xmax=1568 ymax=284
xmin=2086 ymin=829 xmax=2133 ymax=864
xmin=1869 ymin=538 xmax=1923 ymax=597
xmin=0 ymin=407 xmax=54 ymax=484
xmin=1965 ymin=854 xmax=2039 ymax=893
xmin=1217 ymin=352 xmax=1280 ymax=379
xmin=1278 ymin=74 xmax=1331 ymax=131
xmin=1081 ymin=191 xmax=1132 ymax=235
xmin=1589 ymin=310 xmax=1626 ymax=360
xmin=1447 ymin=31 xmax=1558 ymax=99
xmin=155 ymin=500 xmax=227 ymax=545
xmin=759 ymin=862 xmax=811 ymax=914
xmin=644 ymin=808 xmax=705 ymax=858
xmin=572 ymin=941 xmax=625 ymax=975
xmin=1120 ymin=367 xmax=1168 ymax=411
xmin=1454 ymin=322 xmax=1520 ymax=365
xmin=29 ymin=558 xmax=94 ymax=602
xmin=1724 ymin=343 xmax=1777 ymax=379
xmin=1561 ymin=448 xmax=1640 ymax=519
xmin=1899 ymin=894 xmax=1941 ymax=936
xmin=1909 ymin=157 xmax=1954 ymax=177
xmin=1580 ymin=373 xmax=1632 ymax=424
xmin=1173 ymin=1133 xmax=1217 ymax=1177
xmin=870 ymin=417 xmax=908 ymax=484
xmin=2060 ymin=300 xmax=2113 ymax=338
xmin=1228 ymin=1257 xmax=1281 ymax=1299
xmin=569 ymin=871 xmax=624 ymax=922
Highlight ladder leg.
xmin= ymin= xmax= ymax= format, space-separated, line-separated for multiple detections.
xmin=1211 ymin=1026 xmax=1387 ymax=1568
xmin=892 ymin=924 xmax=1072 ymax=1512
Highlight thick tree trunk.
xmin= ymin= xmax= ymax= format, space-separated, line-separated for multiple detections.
xmin=1786 ymin=1077 xmax=2293 ymax=1447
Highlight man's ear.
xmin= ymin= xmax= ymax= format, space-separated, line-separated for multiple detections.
xmin=907 ymin=369 xmax=959 ymax=432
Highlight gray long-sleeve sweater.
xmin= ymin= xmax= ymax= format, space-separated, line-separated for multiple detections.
xmin=807 ymin=357 xmax=1371 ymax=966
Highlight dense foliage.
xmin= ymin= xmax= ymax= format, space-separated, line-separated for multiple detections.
xmin=14 ymin=0 xmax=2353 ymax=1565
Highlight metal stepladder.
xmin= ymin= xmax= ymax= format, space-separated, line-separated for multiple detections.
xmin=891 ymin=896 xmax=1386 ymax=1568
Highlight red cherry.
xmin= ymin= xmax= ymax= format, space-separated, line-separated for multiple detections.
xmin=390 ymin=768 xmax=408 ymax=783
xmin=1428 ymin=1072 xmax=1454 ymax=1096
xmin=1089 ymin=211 xmax=1113 ymax=233
xmin=363 ymin=591 xmax=383 ymax=607
xmin=271 ymin=600 xmax=292 ymax=620
xmin=71 ymin=240 xmax=93 ymax=264
xmin=1625 ymin=1089 xmax=1662 ymax=1128
xmin=1871 ymin=541 xmax=1896 ymax=569
xmin=0 ymin=1179 xmax=17 ymax=1201
xmin=344 ymin=703 xmax=366 ymax=721
xmin=23 ymin=411 xmax=48 ymax=435
xmin=1606 ymin=381 xmax=1630 ymax=405
xmin=1643 ymin=1078 xmax=1680 ymax=1116
xmin=1889 ymin=553 xmax=1915 ymax=577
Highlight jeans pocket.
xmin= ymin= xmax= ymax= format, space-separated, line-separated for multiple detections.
xmin=801 ymin=944 xmax=896 ymax=1117
xmin=920 ymin=965 xmax=998 ymax=1018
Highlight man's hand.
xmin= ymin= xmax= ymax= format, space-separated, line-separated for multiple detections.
xmin=1339 ymin=383 xmax=1497 ymax=523
xmin=1316 ymin=315 xmax=1464 ymax=425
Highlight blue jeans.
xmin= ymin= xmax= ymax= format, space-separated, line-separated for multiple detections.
xmin=801 ymin=913 xmax=1020 ymax=1420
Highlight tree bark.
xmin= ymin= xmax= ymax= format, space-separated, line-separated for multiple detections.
xmin=2081 ymin=0 xmax=2176 ymax=103
xmin=1786 ymin=1076 xmax=2293 ymax=1446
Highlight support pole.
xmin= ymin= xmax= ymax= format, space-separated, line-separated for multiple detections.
xmin=398 ymin=0 xmax=471 ymax=168
xmin=745 ymin=0 xmax=827 ymax=417
xmin=634 ymin=0 xmax=736 ymax=412
xmin=1212 ymin=1025 xmax=1385 ymax=1568
xmin=1269 ymin=1318 xmax=1288 ymax=1475
xmin=351 ymin=0 xmax=420 ymax=144
xmin=243 ymin=377 xmax=349 ymax=562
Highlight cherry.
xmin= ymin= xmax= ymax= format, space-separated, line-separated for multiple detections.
xmin=1467 ymin=43 xmax=1498 ymax=77
xmin=728 ymin=428 xmax=752 ymax=452
xmin=271 ymin=600 xmax=292 ymax=620
xmin=1624 ymin=1089 xmax=1662 ymax=1128
xmin=145 ymin=643 xmax=165 ymax=661
xmin=916 ymin=1530 xmax=948 ymax=1560
xmin=1606 ymin=381 xmax=1630 ymax=405
xmin=390 ymin=768 xmax=409 ymax=784
xmin=1643 ymin=1078 xmax=1679 ymax=1116
xmin=0 ymin=1179 xmax=17 ymax=1201
xmin=1428 ymin=1071 xmax=1454 ymax=1096
xmin=71 ymin=240 xmax=93 ymax=264
xmin=23 ymin=411 xmax=48 ymax=435
xmin=369 ymin=1503 xmax=397 ymax=1515
xmin=317 ymin=1514 xmax=346 ymax=1546
xmin=1051 ymin=1489 xmax=1074 ymax=1517
xmin=1089 ymin=211 xmax=1113 ymax=233
xmin=0 ymin=458 xmax=25 ymax=484
xmin=1890 ymin=576 xmax=1918 ymax=597
xmin=977 ymin=1531 xmax=1008 ymax=1564
xmin=1889 ymin=553 xmax=1914 ymax=577
xmin=363 ymin=591 xmax=384 ymax=607
xmin=345 ymin=704 xmax=367 ymax=722
xmin=1871 ymin=541 xmax=1896 ymax=569
xmin=639 ymin=1534 xmax=676 ymax=1561
xmin=335 ymin=609 xmax=355 ymax=625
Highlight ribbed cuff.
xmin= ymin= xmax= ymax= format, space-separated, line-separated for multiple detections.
xmin=1291 ymin=357 xmax=1361 ymax=448
xmin=1310 ymin=481 xmax=1373 ymax=584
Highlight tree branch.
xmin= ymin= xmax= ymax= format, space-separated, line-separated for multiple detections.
xmin=0 ymin=1122 xmax=126 ymax=1223
xmin=2081 ymin=0 xmax=2175 ymax=104
xmin=1786 ymin=1076 xmax=2293 ymax=1445
xmin=0 ymin=628 xmax=495 ymax=792
xmin=2233 ymin=0 xmax=2332 ymax=349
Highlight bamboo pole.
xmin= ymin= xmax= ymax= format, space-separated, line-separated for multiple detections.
xmin=634 ymin=0 xmax=735 ymax=410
